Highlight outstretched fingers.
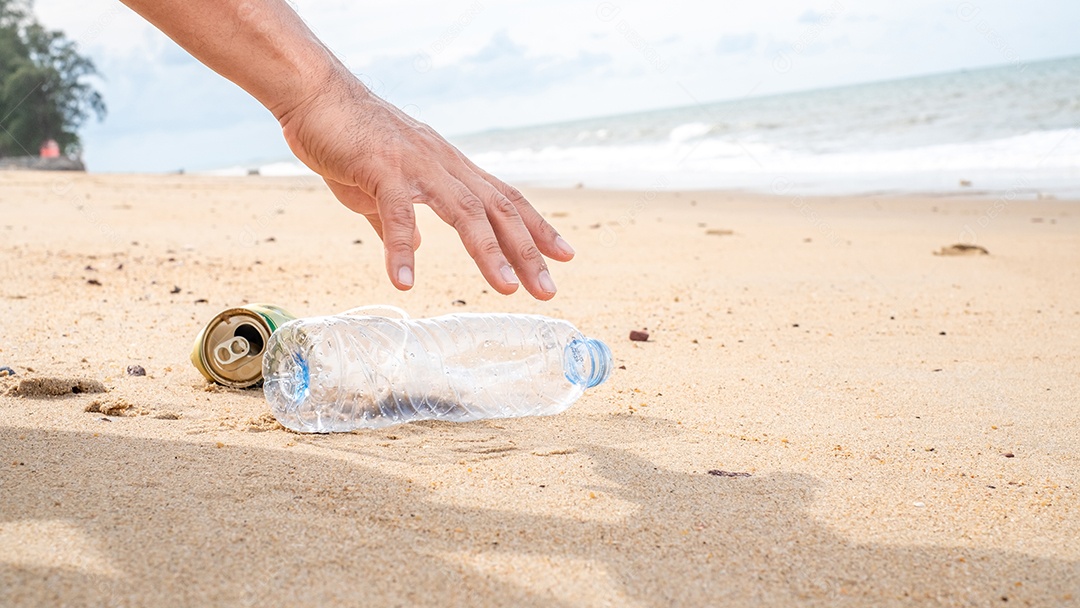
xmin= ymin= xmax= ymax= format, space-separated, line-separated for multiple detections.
xmin=423 ymin=175 xmax=527 ymax=297
xmin=327 ymin=153 xmax=570 ymax=297
xmin=465 ymin=161 xmax=576 ymax=263
xmin=456 ymin=173 xmax=560 ymax=299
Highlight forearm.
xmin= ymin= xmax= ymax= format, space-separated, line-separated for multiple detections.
xmin=125 ymin=0 xmax=571 ymax=298
xmin=119 ymin=0 xmax=347 ymax=119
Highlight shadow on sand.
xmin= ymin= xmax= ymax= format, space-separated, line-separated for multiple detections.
xmin=1 ymin=423 xmax=1076 ymax=606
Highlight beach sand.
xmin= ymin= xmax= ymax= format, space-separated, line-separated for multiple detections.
xmin=1 ymin=172 xmax=1078 ymax=606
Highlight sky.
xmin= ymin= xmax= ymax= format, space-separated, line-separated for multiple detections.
xmin=29 ymin=0 xmax=1080 ymax=172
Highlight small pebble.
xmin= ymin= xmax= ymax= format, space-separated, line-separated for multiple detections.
xmin=618 ymin=365 xmax=627 ymax=370
xmin=452 ymin=299 xmax=466 ymax=306
xmin=352 ymin=239 xmax=363 ymax=245
xmin=170 ymin=286 xmax=181 ymax=294
xmin=126 ymin=365 xmax=147 ymax=377
xmin=1003 ymin=452 xmax=1015 ymax=458
xmin=194 ymin=298 xmax=208 ymax=304
xmin=913 ymin=501 xmax=926 ymax=508
xmin=629 ymin=330 xmax=649 ymax=342
xmin=87 ymin=279 xmax=102 ymax=286
xmin=0 ymin=366 xmax=15 ymax=377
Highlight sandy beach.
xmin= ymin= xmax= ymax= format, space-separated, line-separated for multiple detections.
xmin=1 ymin=171 xmax=1078 ymax=606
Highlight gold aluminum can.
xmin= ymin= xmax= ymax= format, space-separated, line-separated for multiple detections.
xmin=190 ymin=304 xmax=296 ymax=388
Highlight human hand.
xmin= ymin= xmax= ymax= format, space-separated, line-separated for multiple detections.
xmin=277 ymin=67 xmax=575 ymax=299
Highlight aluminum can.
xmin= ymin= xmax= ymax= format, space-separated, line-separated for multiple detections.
xmin=191 ymin=304 xmax=295 ymax=388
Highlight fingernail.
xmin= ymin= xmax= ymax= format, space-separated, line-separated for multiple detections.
xmin=397 ymin=266 xmax=414 ymax=287
xmin=554 ymin=236 xmax=576 ymax=257
xmin=538 ymin=269 xmax=557 ymax=294
xmin=500 ymin=264 xmax=519 ymax=286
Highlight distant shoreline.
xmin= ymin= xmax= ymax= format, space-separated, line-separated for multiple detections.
xmin=0 ymin=156 xmax=85 ymax=171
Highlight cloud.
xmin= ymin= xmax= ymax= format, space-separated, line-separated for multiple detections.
xmin=715 ymin=33 xmax=758 ymax=55
xmin=358 ymin=30 xmax=612 ymax=107
xmin=798 ymin=9 xmax=827 ymax=24
xmin=30 ymin=0 xmax=1080 ymax=172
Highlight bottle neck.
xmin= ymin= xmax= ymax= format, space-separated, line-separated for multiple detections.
xmin=564 ymin=338 xmax=613 ymax=389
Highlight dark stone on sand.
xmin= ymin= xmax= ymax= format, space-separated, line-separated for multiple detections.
xmin=126 ymin=365 xmax=147 ymax=377
xmin=629 ymin=330 xmax=649 ymax=342
xmin=708 ymin=470 xmax=751 ymax=478
xmin=935 ymin=243 xmax=989 ymax=256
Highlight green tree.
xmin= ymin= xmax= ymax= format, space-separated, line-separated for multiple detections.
xmin=0 ymin=0 xmax=105 ymax=157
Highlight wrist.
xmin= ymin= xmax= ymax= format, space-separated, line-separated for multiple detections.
xmin=263 ymin=41 xmax=351 ymax=122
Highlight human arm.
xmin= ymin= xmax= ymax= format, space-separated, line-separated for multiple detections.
xmin=119 ymin=0 xmax=575 ymax=298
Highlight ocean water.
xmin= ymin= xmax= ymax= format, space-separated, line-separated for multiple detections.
xmin=454 ymin=55 xmax=1080 ymax=197
xmin=226 ymin=56 xmax=1080 ymax=197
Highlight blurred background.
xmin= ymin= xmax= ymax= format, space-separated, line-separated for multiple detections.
xmin=28 ymin=0 xmax=1080 ymax=195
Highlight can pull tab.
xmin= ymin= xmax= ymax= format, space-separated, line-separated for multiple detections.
xmin=215 ymin=336 xmax=251 ymax=366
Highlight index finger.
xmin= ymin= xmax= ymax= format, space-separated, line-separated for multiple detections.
xmin=374 ymin=183 xmax=418 ymax=290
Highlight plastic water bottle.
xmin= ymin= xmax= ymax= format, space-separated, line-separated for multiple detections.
xmin=262 ymin=312 xmax=613 ymax=433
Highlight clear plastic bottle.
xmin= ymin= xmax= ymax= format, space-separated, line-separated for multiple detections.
xmin=262 ymin=313 xmax=612 ymax=433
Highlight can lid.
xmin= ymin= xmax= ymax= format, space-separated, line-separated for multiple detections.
xmin=198 ymin=309 xmax=273 ymax=388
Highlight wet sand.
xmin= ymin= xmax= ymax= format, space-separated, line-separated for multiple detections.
xmin=1 ymin=172 xmax=1078 ymax=606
